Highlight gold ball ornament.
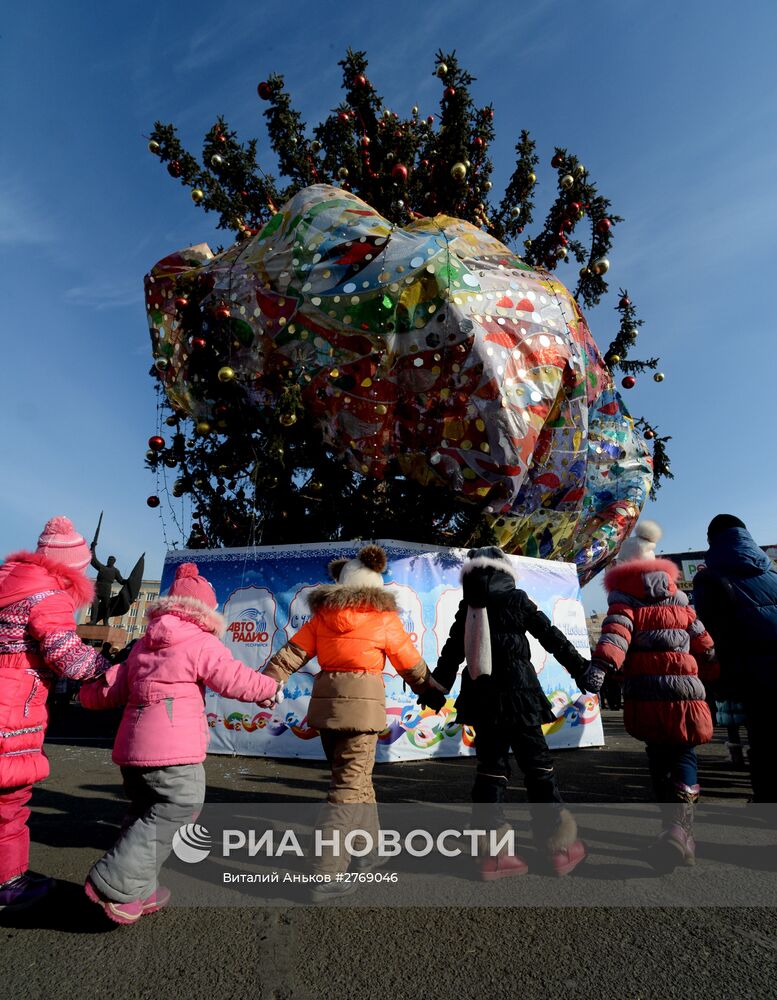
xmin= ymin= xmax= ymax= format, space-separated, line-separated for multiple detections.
xmin=279 ymin=412 xmax=298 ymax=427
xmin=308 ymin=479 xmax=323 ymax=492
xmin=217 ymin=366 xmax=236 ymax=383
xmin=528 ymin=172 xmax=537 ymax=184
xmin=435 ymin=63 xmax=448 ymax=77
xmin=558 ymin=247 xmax=568 ymax=259
xmin=337 ymin=167 xmax=349 ymax=179
xmin=653 ymin=372 xmax=665 ymax=382
xmin=196 ymin=421 xmax=211 ymax=434
xmin=560 ymin=174 xmax=574 ymax=190
xmin=609 ymin=353 xmax=622 ymax=364
xmin=579 ymin=266 xmax=591 ymax=278
xmin=172 ymin=479 xmax=186 ymax=498
xmin=191 ymin=188 xmax=205 ymax=204
xmin=574 ymin=163 xmax=586 ymax=177
xmin=592 ymin=257 xmax=610 ymax=275
xmin=147 ymin=140 xmax=161 ymax=155
xmin=411 ymin=105 xmax=419 ymax=115
xmin=210 ymin=153 xmax=225 ymax=169
xmin=484 ymin=180 xmax=493 ymax=191
xmin=451 ymin=162 xmax=467 ymax=182
xmin=510 ymin=206 xmax=521 ymax=219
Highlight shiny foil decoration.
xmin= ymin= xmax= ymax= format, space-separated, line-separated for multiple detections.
xmin=145 ymin=184 xmax=652 ymax=581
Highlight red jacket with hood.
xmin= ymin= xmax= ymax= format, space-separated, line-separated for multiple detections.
xmin=0 ymin=551 xmax=108 ymax=788
xmin=593 ymin=558 xmax=718 ymax=746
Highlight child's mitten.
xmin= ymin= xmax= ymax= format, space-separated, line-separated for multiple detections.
xmin=577 ymin=662 xmax=606 ymax=694
xmin=417 ymin=684 xmax=447 ymax=712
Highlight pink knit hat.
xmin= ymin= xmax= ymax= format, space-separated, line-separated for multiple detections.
xmin=36 ymin=516 xmax=91 ymax=572
xmin=169 ymin=562 xmax=217 ymax=609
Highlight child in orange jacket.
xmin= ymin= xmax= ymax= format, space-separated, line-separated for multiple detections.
xmin=263 ymin=545 xmax=442 ymax=897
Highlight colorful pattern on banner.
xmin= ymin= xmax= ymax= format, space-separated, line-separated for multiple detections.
xmin=160 ymin=541 xmax=603 ymax=761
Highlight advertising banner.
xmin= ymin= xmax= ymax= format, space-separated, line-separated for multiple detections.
xmin=160 ymin=541 xmax=603 ymax=761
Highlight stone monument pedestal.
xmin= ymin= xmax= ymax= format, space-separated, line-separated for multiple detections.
xmin=76 ymin=624 xmax=128 ymax=649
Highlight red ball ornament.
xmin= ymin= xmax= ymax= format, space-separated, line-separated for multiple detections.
xmin=174 ymin=296 xmax=189 ymax=309
xmin=191 ymin=337 xmax=207 ymax=350
xmin=621 ymin=376 xmax=637 ymax=389
xmin=427 ymin=115 xmax=435 ymax=125
xmin=570 ymin=201 xmax=582 ymax=213
xmin=353 ymin=74 xmax=367 ymax=87
xmin=338 ymin=111 xmax=350 ymax=123
xmin=167 ymin=160 xmax=182 ymax=178
xmin=644 ymin=429 xmax=655 ymax=440
xmin=551 ymin=153 xmax=564 ymax=168
xmin=146 ymin=495 xmax=161 ymax=508
xmin=391 ymin=163 xmax=408 ymax=184
xmin=597 ymin=217 xmax=612 ymax=233
xmin=619 ymin=295 xmax=631 ymax=308
xmin=473 ymin=136 xmax=484 ymax=148
xmin=257 ymin=81 xmax=272 ymax=100
xmin=215 ymin=304 xmax=231 ymax=320
xmin=444 ymin=86 xmax=456 ymax=99
xmin=420 ymin=159 xmax=429 ymax=170
xmin=148 ymin=435 xmax=165 ymax=451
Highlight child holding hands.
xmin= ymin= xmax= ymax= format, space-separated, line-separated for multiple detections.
xmin=80 ymin=562 xmax=280 ymax=924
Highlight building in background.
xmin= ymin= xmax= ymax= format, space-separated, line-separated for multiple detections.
xmin=77 ymin=580 xmax=161 ymax=640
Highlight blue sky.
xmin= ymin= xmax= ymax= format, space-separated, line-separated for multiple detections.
xmin=1 ymin=1 xmax=775 ymax=612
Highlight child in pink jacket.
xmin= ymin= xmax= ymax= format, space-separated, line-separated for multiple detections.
xmin=80 ymin=562 xmax=279 ymax=925
xmin=0 ymin=517 xmax=110 ymax=913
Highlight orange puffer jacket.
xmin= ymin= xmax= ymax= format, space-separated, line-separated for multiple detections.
xmin=264 ymin=584 xmax=430 ymax=732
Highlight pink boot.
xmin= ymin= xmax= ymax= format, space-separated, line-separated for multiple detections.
xmin=85 ymin=878 xmax=170 ymax=925
xmin=549 ymin=839 xmax=588 ymax=877
xmin=542 ymin=808 xmax=587 ymax=876
xmin=479 ymin=852 xmax=529 ymax=881
xmin=141 ymin=886 xmax=171 ymax=913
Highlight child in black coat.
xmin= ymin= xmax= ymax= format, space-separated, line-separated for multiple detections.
xmin=422 ymin=546 xmax=602 ymax=878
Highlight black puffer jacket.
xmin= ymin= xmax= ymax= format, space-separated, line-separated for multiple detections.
xmin=433 ymin=549 xmax=587 ymax=729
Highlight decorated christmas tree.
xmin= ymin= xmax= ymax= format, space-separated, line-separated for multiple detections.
xmin=143 ymin=49 xmax=670 ymax=581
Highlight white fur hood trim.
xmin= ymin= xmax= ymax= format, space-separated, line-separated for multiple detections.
xmin=461 ymin=555 xmax=519 ymax=583
xmin=146 ymin=595 xmax=227 ymax=637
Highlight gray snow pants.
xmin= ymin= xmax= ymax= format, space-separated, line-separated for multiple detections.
xmin=89 ymin=763 xmax=206 ymax=902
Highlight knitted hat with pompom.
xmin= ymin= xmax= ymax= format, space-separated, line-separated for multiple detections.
xmin=168 ymin=562 xmax=218 ymax=609
xmin=36 ymin=516 xmax=91 ymax=572
xmin=618 ymin=519 xmax=663 ymax=563
xmin=328 ymin=544 xmax=388 ymax=590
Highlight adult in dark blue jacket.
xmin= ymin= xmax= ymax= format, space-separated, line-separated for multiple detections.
xmin=693 ymin=514 xmax=777 ymax=802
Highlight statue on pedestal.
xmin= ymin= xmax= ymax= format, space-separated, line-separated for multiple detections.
xmin=88 ymin=513 xmax=145 ymax=626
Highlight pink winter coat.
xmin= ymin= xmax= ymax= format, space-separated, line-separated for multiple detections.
xmin=79 ymin=595 xmax=278 ymax=767
xmin=0 ymin=551 xmax=108 ymax=789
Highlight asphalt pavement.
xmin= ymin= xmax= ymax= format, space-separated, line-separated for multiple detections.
xmin=2 ymin=709 xmax=775 ymax=1000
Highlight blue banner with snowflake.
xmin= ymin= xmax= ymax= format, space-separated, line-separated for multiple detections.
xmin=160 ymin=541 xmax=603 ymax=760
